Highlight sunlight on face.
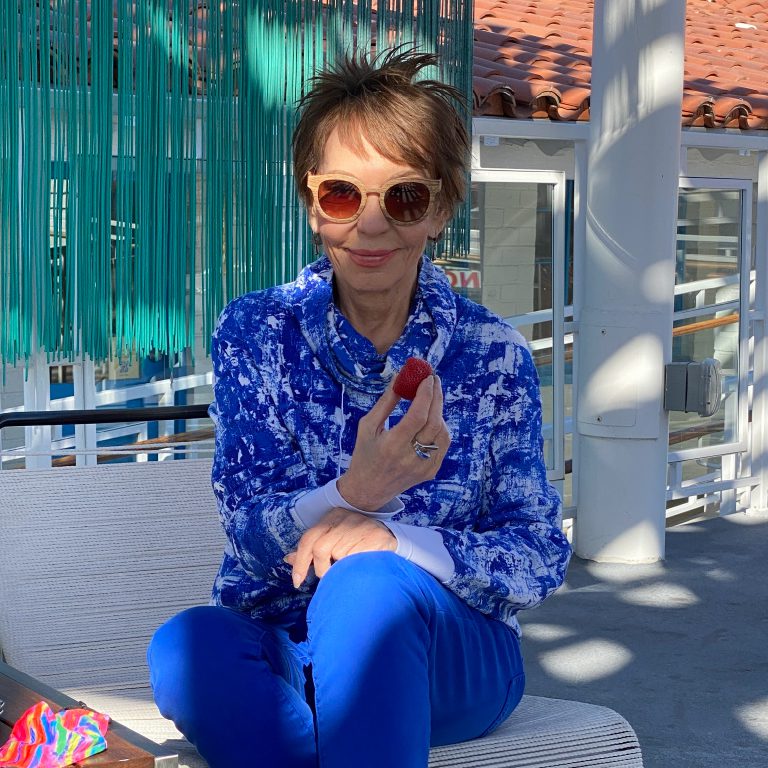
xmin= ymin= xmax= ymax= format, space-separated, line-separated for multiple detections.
xmin=308 ymin=128 xmax=447 ymax=310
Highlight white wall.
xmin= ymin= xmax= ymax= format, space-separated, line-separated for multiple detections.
xmin=478 ymin=138 xmax=574 ymax=173
xmin=480 ymin=182 xmax=539 ymax=318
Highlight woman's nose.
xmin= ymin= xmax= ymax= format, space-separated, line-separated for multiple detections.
xmin=355 ymin=193 xmax=390 ymax=236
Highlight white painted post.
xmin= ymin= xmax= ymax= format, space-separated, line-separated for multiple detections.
xmin=749 ymin=151 xmax=768 ymax=515
xmin=23 ymin=352 xmax=52 ymax=470
xmin=73 ymin=358 xmax=98 ymax=467
xmin=158 ymin=377 xmax=174 ymax=461
xmin=573 ymin=0 xmax=686 ymax=562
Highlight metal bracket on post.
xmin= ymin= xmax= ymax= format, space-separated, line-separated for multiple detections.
xmin=664 ymin=358 xmax=722 ymax=417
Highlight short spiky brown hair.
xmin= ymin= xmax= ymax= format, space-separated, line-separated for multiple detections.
xmin=292 ymin=47 xmax=470 ymax=218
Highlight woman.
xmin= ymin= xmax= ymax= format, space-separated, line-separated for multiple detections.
xmin=148 ymin=48 xmax=571 ymax=768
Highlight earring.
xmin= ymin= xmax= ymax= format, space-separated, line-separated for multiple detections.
xmin=426 ymin=232 xmax=444 ymax=259
xmin=312 ymin=232 xmax=322 ymax=257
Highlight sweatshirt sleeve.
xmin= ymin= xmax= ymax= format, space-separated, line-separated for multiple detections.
xmin=435 ymin=342 xmax=572 ymax=626
xmin=382 ymin=520 xmax=456 ymax=583
xmin=210 ymin=302 xmax=311 ymax=579
xmin=294 ymin=478 xmax=404 ymax=528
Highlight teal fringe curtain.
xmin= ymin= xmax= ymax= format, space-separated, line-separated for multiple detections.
xmin=0 ymin=1 xmax=473 ymax=367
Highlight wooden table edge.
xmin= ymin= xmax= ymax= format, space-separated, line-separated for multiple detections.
xmin=0 ymin=661 xmax=178 ymax=768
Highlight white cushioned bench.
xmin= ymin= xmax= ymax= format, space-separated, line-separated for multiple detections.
xmin=0 ymin=460 xmax=643 ymax=767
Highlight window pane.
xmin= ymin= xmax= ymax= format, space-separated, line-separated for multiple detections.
xmin=670 ymin=309 xmax=739 ymax=449
xmin=676 ymin=189 xmax=740 ymax=286
xmin=672 ymin=188 xmax=742 ymax=451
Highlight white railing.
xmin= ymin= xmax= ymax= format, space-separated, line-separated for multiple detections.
xmin=0 ymin=371 xmax=214 ymax=469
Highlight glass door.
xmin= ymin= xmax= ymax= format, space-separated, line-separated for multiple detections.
xmin=667 ymin=179 xmax=751 ymax=517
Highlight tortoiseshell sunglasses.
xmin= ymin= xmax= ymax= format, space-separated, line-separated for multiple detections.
xmin=306 ymin=173 xmax=442 ymax=225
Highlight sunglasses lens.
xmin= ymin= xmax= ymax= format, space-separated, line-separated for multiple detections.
xmin=384 ymin=181 xmax=432 ymax=223
xmin=317 ymin=179 xmax=362 ymax=220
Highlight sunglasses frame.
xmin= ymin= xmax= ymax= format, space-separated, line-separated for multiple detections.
xmin=305 ymin=173 xmax=442 ymax=226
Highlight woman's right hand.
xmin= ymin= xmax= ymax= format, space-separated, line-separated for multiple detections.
xmin=336 ymin=374 xmax=451 ymax=511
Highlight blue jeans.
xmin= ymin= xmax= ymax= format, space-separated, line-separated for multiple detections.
xmin=147 ymin=551 xmax=524 ymax=768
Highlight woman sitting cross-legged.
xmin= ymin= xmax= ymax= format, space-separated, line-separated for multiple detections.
xmin=148 ymin=47 xmax=572 ymax=768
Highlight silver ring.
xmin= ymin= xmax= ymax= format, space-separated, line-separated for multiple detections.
xmin=412 ymin=438 xmax=439 ymax=460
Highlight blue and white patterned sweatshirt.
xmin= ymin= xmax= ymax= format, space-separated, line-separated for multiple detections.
xmin=209 ymin=255 xmax=571 ymax=635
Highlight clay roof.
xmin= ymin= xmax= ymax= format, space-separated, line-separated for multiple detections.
xmin=473 ymin=0 xmax=768 ymax=129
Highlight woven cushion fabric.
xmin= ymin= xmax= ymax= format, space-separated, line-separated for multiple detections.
xmin=59 ymin=686 xmax=643 ymax=768
xmin=0 ymin=460 xmax=643 ymax=768
xmin=429 ymin=695 xmax=644 ymax=767
xmin=0 ymin=459 xmax=224 ymax=689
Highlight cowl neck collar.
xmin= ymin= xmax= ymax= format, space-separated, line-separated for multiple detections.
xmin=293 ymin=255 xmax=457 ymax=396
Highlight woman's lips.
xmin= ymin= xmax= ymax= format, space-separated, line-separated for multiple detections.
xmin=347 ymin=249 xmax=396 ymax=267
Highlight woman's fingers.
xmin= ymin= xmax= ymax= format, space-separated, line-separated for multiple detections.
xmin=394 ymin=374 xmax=434 ymax=435
xmin=339 ymin=373 xmax=448 ymax=507
xmin=415 ymin=375 xmax=451 ymax=451
xmin=363 ymin=380 xmax=402 ymax=434
xmin=427 ymin=374 xmax=444 ymax=427
xmin=288 ymin=509 xmax=356 ymax=586
xmin=310 ymin=523 xmax=353 ymax=579
xmin=286 ymin=375 xmax=448 ymax=588
xmin=286 ymin=510 xmax=396 ymax=586
xmin=290 ymin=508 xmax=349 ymax=586
xmin=397 ymin=375 xmax=449 ymax=449
xmin=289 ymin=524 xmax=327 ymax=588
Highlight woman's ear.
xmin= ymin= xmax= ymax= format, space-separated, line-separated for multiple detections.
xmin=429 ymin=209 xmax=450 ymax=240
xmin=428 ymin=212 xmax=449 ymax=240
xmin=307 ymin=201 xmax=319 ymax=233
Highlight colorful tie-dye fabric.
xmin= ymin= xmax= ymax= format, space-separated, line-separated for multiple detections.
xmin=209 ymin=255 xmax=571 ymax=634
xmin=0 ymin=700 xmax=109 ymax=768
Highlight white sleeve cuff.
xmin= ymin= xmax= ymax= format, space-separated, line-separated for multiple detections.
xmin=381 ymin=521 xmax=456 ymax=584
xmin=292 ymin=478 xmax=404 ymax=530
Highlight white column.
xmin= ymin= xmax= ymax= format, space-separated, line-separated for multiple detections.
xmin=573 ymin=0 xmax=686 ymax=562
xmin=23 ymin=352 xmax=52 ymax=469
xmin=158 ymin=376 xmax=175 ymax=461
xmin=73 ymin=358 xmax=98 ymax=467
xmin=749 ymin=151 xmax=768 ymax=514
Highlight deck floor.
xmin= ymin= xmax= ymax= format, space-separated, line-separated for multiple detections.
xmin=519 ymin=512 xmax=768 ymax=768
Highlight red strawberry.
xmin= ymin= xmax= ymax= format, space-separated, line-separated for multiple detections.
xmin=393 ymin=357 xmax=433 ymax=400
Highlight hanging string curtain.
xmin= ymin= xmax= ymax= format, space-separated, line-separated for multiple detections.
xmin=0 ymin=0 xmax=473 ymax=368
xmin=1 ymin=0 xmax=198 ymax=367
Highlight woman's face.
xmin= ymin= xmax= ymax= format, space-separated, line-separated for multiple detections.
xmin=308 ymin=127 xmax=447 ymax=306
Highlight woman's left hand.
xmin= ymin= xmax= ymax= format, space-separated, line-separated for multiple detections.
xmin=284 ymin=507 xmax=396 ymax=588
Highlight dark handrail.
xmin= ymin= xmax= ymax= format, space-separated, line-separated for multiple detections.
xmin=0 ymin=404 xmax=211 ymax=431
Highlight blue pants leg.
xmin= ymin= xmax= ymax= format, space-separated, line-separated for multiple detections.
xmin=148 ymin=552 xmax=523 ymax=768
xmin=307 ymin=551 xmax=524 ymax=768
xmin=147 ymin=605 xmax=316 ymax=768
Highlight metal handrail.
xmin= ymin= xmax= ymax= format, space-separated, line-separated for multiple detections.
xmin=0 ymin=404 xmax=211 ymax=431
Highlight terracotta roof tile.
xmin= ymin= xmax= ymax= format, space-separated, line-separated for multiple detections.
xmin=473 ymin=0 xmax=768 ymax=130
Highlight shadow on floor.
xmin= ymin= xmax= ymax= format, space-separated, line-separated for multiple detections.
xmin=520 ymin=514 xmax=768 ymax=768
